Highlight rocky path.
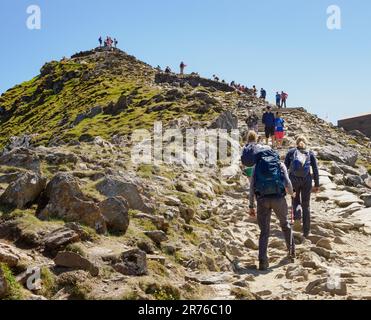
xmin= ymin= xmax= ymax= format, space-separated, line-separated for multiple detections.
xmin=182 ymin=105 xmax=371 ymax=300
xmin=187 ymin=184 xmax=371 ymax=300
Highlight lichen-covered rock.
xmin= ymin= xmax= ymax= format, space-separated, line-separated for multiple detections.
xmin=0 ymin=171 xmax=46 ymax=209
xmin=96 ymin=176 xmax=153 ymax=213
xmin=99 ymin=197 xmax=130 ymax=234
xmin=37 ymin=173 xmax=106 ymax=233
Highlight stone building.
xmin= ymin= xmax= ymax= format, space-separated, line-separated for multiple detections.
xmin=338 ymin=113 xmax=371 ymax=137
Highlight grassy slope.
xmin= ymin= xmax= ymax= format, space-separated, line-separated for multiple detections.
xmin=0 ymin=49 xmax=221 ymax=148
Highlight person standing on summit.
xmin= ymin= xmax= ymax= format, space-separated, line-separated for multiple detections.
xmin=276 ymin=92 xmax=281 ymax=108
xmin=260 ymin=88 xmax=267 ymax=101
xmin=262 ymin=106 xmax=275 ymax=147
xmin=98 ymin=36 xmax=103 ymax=47
xmin=180 ymin=61 xmax=187 ymax=75
xmin=281 ymin=91 xmax=288 ymax=108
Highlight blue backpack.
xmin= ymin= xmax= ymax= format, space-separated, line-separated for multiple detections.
xmin=289 ymin=149 xmax=311 ymax=178
xmin=241 ymin=144 xmax=270 ymax=167
xmin=254 ymin=149 xmax=286 ymax=198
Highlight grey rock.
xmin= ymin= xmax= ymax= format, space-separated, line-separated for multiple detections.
xmin=0 ymin=148 xmax=41 ymax=173
xmin=209 ymin=111 xmax=238 ymax=130
xmin=0 ymin=171 xmax=46 ymax=209
xmin=37 ymin=173 xmax=106 ymax=233
xmin=286 ymin=265 xmax=309 ymax=281
xmin=54 ymin=251 xmax=99 ymax=277
xmin=96 ymin=176 xmax=153 ymax=213
xmin=99 ymin=197 xmax=130 ymax=234
xmin=318 ymin=146 xmax=358 ymax=167
xmin=113 ymin=249 xmax=147 ymax=276
xmin=43 ymin=227 xmax=80 ymax=254
xmin=179 ymin=206 xmax=195 ymax=224
xmin=306 ymin=278 xmax=347 ymax=296
xmin=360 ymin=194 xmax=371 ymax=208
xmin=144 ymin=230 xmax=168 ymax=245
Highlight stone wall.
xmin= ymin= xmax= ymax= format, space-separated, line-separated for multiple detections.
xmin=338 ymin=113 xmax=371 ymax=137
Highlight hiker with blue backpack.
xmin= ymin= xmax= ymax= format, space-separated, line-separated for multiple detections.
xmin=262 ymin=106 xmax=276 ymax=147
xmin=241 ymin=131 xmax=265 ymax=182
xmin=243 ymin=145 xmax=295 ymax=271
xmin=284 ymin=136 xmax=320 ymax=238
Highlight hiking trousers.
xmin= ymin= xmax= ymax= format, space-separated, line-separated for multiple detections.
xmin=257 ymin=196 xmax=293 ymax=262
xmin=290 ymin=174 xmax=313 ymax=237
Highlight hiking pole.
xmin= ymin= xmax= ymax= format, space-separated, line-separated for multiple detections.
xmin=289 ymin=198 xmax=295 ymax=262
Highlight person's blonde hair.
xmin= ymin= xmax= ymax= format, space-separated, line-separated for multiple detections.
xmin=296 ymin=135 xmax=308 ymax=149
xmin=247 ymin=131 xmax=258 ymax=143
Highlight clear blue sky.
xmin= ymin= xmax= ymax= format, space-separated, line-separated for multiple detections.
xmin=0 ymin=0 xmax=370 ymax=123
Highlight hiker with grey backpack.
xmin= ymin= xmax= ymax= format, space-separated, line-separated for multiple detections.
xmin=245 ymin=147 xmax=295 ymax=271
xmin=284 ymin=136 xmax=320 ymax=238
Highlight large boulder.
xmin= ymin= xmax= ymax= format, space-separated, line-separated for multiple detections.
xmin=0 ymin=148 xmax=41 ymax=173
xmin=112 ymin=249 xmax=147 ymax=276
xmin=99 ymin=197 xmax=130 ymax=234
xmin=365 ymin=177 xmax=371 ymax=189
xmin=317 ymin=146 xmax=358 ymax=167
xmin=344 ymin=175 xmax=363 ymax=187
xmin=209 ymin=111 xmax=238 ymax=130
xmin=144 ymin=230 xmax=168 ymax=245
xmin=305 ymin=278 xmax=347 ymax=296
xmin=37 ymin=173 xmax=106 ymax=233
xmin=43 ymin=227 xmax=80 ymax=254
xmin=96 ymin=176 xmax=153 ymax=213
xmin=3 ymin=135 xmax=33 ymax=152
xmin=54 ymin=251 xmax=99 ymax=277
xmin=0 ymin=172 xmax=46 ymax=209
xmin=0 ymin=243 xmax=20 ymax=267
xmin=0 ymin=243 xmax=31 ymax=267
xmin=360 ymin=194 xmax=371 ymax=208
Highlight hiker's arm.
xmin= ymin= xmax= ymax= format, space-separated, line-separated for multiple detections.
xmin=281 ymin=163 xmax=294 ymax=195
xmin=284 ymin=150 xmax=291 ymax=170
xmin=310 ymin=152 xmax=320 ymax=188
xmin=249 ymin=170 xmax=256 ymax=209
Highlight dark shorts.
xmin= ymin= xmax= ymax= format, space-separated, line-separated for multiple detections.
xmin=265 ymin=126 xmax=275 ymax=138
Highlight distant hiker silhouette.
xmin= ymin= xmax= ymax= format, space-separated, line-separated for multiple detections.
xmin=276 ymin=92 xmax=281 ymax=107
xmin=180 ymin=61 xmax=187 ymax=75
xmin=281 ymin=91 xmax=288 ymax=108
xmin=274 ymin=111 xmax=285 ymax=149
xmin=260 ymin=88 xmax=267 ymax=100
xmin=98 ymin=36 xmax=102 ymax=47
xmin=262 ymin=106 xmax=276 ymax=147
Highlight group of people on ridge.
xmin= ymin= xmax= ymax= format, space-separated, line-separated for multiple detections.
xmin=241 ymin=130 xmax=320 ymax=271
xmin=163 ymin=61 xmax=187 ymax=75
xmin=276 ymin=91 xmax=289 ymax=108
xmin=246 ymin=106 xmax=286 ymax=149
xmin=98 ymin=36 xmax=118 ymax=49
